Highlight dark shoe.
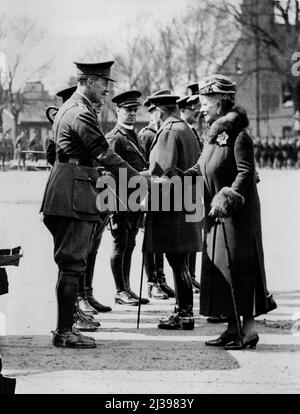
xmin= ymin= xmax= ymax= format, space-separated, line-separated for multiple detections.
xmin=158 ymin=312 xmax=181 ymax=330
xmin=73 ymin=312 xmax=100 ymax=331
xmin=52 ymin=329 xmax=96 ymax=348
xmin=115 ymin=291 xmax=139 ymax=306
xmin=159 ymin=282 xmax=175 ymax=298
xmin=180 ymin=315 xmax=195 ymax=330
xmin=87 ymin=294 xmax=112 ymax=312
xmin=78 ymin=296 xmax=98 ymax=315
xmin=205 ymin=330 xmax=238 ymax=347
xmin=126 ymin=288 xmax=150 ymax=305
xmin=224 ymin=334 xmax=259 ymax=350
xmin=148 ymin=283 xmax=168 ymax=299
xmin=207 ymin=315 xmax=229 ymax=323
xmin=158 ymin=312 xmax=194 ymax=330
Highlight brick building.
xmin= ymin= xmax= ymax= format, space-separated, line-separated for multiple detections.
xmin=218 ymin=0 xmax=295 ymax=138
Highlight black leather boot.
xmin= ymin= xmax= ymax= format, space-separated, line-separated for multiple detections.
xmin=52 ymin=329 xmax=96 ymax=348
xmin=124 ymin=271 xmax=149 ymax=305
xmin=115 ymin=291 xmax=139 ymax=305
xmin=85 ymin=253 xmax=112 ymax=312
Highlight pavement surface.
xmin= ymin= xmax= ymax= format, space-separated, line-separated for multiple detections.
xmin=0 ymin=169 xmax=300 ymax=394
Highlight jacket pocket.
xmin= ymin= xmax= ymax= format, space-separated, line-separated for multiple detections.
xmin=72 ymin=166 xmax=99 ymax=215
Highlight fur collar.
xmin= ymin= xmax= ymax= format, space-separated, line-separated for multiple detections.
xmin=205 ymin=106 xmax=249 ymax=144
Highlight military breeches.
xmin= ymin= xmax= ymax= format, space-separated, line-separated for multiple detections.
xmin=165 ymin=252 xmax=193 ymax=315
xmin=43 ymin=215 xmax=97 ymax=273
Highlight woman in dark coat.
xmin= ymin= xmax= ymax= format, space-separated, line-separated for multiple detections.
xmin=185 ymin=75 xmax=271 ymax=349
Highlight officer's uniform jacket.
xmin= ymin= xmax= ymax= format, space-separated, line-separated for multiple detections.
xmin=189 ymin=124 xmax=204 ymax=154
xmin=40 ymin=92 xmax=138 ymax=221
xmin=138 ymin=122 xmax=156 ymax=162
xmin=106 ymin=124 xmax=147 ymax=172
xmin=143 ymin=115 xmax=202 ymax=253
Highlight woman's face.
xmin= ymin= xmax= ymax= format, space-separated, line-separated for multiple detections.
xmin=199 ymin=95 xmax=222 ymax=125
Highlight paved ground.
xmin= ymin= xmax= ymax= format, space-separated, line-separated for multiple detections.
xmin=0 ymin=169 xmax=300 ymax=394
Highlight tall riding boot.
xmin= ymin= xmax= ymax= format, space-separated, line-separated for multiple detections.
xmin=122 ymin=226 xmax=149 ymax=305
xmin=124 ymin=264 xmax=149 ymax=305
xmin=157 ymin=253 xmax=175 ymax=298
xmin=85 ymin=252 xmax=112 ymax=312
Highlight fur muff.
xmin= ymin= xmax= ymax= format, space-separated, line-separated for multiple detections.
xmin=210 ymin=186 xmax=245 ymax=218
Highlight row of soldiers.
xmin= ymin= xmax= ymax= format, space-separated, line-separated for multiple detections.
xmin=0 ymin=129 xmax=45 ymax=170
xmin=253 ymin=136 xmax=300 ymax=169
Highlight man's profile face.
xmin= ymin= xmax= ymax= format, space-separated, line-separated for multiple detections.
xmin=182 ymin=104 xmax=200 ymax=125
xmin=117 ymin=106 xmax=138 ymax=126
xmin=89 ymin=77 xmax=109 ymax=104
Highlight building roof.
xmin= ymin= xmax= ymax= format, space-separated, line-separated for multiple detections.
xmin=18 ymin=101 xmax=52 ymax=124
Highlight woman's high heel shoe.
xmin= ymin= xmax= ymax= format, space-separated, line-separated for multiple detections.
xmin=205 ymin=330 xmax=238 ymax=347
xmin=224 ymin=334 xmax=259 ymax=350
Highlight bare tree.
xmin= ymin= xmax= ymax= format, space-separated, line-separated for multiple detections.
xmin=212 ymin=0 xmax=300 ymax=112
xmin=0 ymin=15 xmax=52 ymax=135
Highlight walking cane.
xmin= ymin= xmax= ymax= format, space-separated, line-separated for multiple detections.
xmin=137 ymin=213 xmax=148 ymax=329
xmin=212 ymin=218 xmax=244 ymax=349
xmin=216 ymin=218 xmax=244 ymax=349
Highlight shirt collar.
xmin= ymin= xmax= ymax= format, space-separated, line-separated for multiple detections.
xmin=119 ymin=123 xmax=134 ymax=131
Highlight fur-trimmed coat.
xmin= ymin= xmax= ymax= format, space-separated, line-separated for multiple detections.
xmin=186 ymin=107 xmax=269 ymax=317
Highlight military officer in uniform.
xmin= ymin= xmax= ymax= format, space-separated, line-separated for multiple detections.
xmin=41 ymin=61 xmax=144 ymax=348
xmin=106 ymin=90 xmax=149 ymax=305
xmin=143 ymin=93 xmax=202 ymax=330
xmin=139 ymin=89 xmax=175 ymax=300
xmin=45 ymin=85 xmax=102 ymax=333
xmin=177 ymin=94 xmax=202 ymax=294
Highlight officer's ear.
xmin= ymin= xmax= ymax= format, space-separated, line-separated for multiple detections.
xmin=86 ymin=77 xmax=94 ymax=89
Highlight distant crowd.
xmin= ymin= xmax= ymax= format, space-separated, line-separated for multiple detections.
xmin=253 ymin=136 xmax=300 ymax=169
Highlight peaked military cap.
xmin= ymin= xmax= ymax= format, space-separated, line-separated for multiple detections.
xmin=143 ymin=89 xmax=171 ymax=111
xmin=198 ymin=74 xmax=236 ymax=95
xmin=74 ymin=60 xmax=115 ymax=82
xmin=148 ymin=93 xmax=180 ymax=107
xmin=112 ymin=90 xmax=142 ymax=107
xmin=56 ymin=85 xmax=77 ymax=103
xmin=178 ymin=95 xmax=199 ymax=108
xmin=176 ymin=96 xmax=189 ymax=109
xmin=186 ymin=83 xmax=199 ymax=96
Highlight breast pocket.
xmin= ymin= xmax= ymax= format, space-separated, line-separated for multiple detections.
xmin=72 ymin=166 xmax=99 ymax=215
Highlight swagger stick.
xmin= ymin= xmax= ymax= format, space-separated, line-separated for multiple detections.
xmin=137 ymin=248 xmax=145 ymax=329
xmin=219 ymin=218 xmax=244 ymax=349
